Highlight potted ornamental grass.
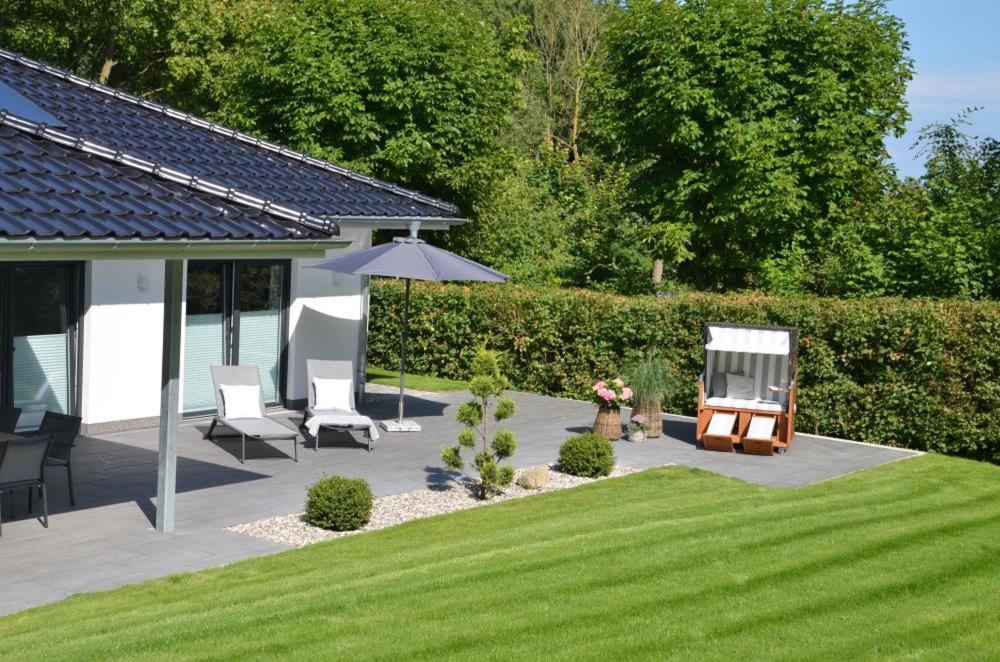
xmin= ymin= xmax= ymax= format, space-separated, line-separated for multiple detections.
xmin=621 ymin=353 xmax=673 ymax=438
xmin=591 ymin=378 xmax=632 ymax=440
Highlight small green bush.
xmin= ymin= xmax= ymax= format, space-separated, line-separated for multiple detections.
xmin=304 ymin=475 xmax=373 ymax=531
xmin=559 ymin=433 xmax=615 ymax=478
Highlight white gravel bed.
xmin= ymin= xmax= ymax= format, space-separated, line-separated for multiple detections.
xmin=228 ymin=465 xmax=637 ymax=548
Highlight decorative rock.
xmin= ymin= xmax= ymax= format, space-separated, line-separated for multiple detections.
xmin=517 ymin=465 xmax=551 ymax=490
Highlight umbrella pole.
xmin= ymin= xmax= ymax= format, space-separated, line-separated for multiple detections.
xmin=398 ymin=278 xmax=410 ymax=423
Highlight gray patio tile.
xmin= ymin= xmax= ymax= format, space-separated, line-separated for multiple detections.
xmin=0 ymin=390 xmax=919 ymax=616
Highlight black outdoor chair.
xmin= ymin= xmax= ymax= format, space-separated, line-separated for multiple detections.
xmin=0 ymin=434 xmax=52 ymax=536
xmin=33 ymin=412 xmax=82 ymax=507
xmin=0 ymin=406 xmax=21 ymax=434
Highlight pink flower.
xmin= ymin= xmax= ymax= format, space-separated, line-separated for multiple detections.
xmin=599 ymin=388 xmax=615 ymax=401
xmin=593 ymin=380 xmax=606 ymax=391
xmin=612 ymin=378 xmax=624 ymax=387
xmin=621 ymin=387 xmax=633 ymax=400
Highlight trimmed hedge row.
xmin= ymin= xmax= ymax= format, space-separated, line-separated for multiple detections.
xmin=368 ymin=281 xmax=999 ymax=462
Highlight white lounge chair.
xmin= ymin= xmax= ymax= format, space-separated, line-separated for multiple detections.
xmin=205 ymin=365 xmax=299 ymax=463
xmin=302 ymin=359 xmax=378 ymax=452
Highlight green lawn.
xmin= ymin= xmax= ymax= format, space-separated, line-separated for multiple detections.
xmin=365 ymin=365 xmax=468 ymax=392
xmin=2 ymin=454 xmax=998 ymax=660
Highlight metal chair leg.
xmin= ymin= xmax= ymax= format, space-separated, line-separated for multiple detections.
xmin=241 ymin=434 xmax=246 ymax=464
xmin=41 ymin=483 xmax=48 ymax=529
xmin=204 ymin=418 xmax=217 ymax=440
xmin=293 ymin=436 xmax=298 ymax=462
xmin=66 ymin=459 xmax=76 ymax=507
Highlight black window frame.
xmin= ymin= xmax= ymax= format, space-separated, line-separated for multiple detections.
xmin=0 ymin=262 xmax=84 ymax=422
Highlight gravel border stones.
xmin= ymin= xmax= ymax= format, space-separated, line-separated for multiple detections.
xmin=229 ymin=465 xmax=639 ymax=548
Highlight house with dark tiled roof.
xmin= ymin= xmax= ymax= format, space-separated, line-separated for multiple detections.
xmin=0 ymin=49 xmax=464 ymax=528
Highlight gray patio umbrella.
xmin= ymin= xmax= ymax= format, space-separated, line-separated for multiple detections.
xmin=308 ymin=229 xmax=507 ymax=431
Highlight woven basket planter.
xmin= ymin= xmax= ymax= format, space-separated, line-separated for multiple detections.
xmin=593 ymin=406 xmax=622 ymax=440
xmin=631 ymin=400 xmax=663 ymax=438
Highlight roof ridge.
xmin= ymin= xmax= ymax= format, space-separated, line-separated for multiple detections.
xmin=0 ymin=110 xmax=338 ymax=236
xmin=0 ymin=48 xmax=460 ymax=216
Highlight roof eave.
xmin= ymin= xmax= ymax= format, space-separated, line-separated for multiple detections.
xmin=0 ymin=237 xmax=349 ymax=261
xmin=331 ymin=216 xmax=468 ymax=231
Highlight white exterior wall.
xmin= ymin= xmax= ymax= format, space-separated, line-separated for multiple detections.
xmin=79 ymin=228 xmax=372 ymax=427
xmin=80 ymin=260 xmax=167 ymax=425
xmin=285 ymin=227 xmax=371 ymax=403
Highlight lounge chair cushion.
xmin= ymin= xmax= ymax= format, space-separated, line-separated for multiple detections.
xmin=709 ymin=371 xmax=730 ymax=398
xmin=705 ymin=412 xmax=737 ymax=437
xmin=219 ymin=384 xmax=263 ymax=419
xmin=725 ymin=373 xmax=756 ymax=400
xmin=313 ymin=378 xmax=353 ymax=412
xmin=745 ymin=415 xmax=777 ymax=440
xmin=705 ymin=396 xmax=783 ymax=413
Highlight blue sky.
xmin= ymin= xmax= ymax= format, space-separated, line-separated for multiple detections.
xmin=885 ymin=0 xmax=1000 ymax=178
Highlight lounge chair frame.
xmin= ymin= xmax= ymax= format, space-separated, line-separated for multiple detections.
xmin=696 ymin=323 xmax=798 ymax=455
xmin=205 ymin=365 xmax=299 ymax=463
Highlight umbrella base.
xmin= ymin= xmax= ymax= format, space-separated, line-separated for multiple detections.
xmin=380 ymin=419 xmax=422 ymax=432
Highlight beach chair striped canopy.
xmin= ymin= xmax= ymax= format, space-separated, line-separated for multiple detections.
xmin=703 ymin=323 xmax=798 ymax=412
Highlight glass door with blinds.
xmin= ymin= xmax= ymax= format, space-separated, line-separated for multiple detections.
xmin=1 ymin=264 xmax=82 ymax=430
xmin=182 ymin=261 xmax=289 ymax=415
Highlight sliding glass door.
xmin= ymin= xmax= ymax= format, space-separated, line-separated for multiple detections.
xmin=182 ymin=263 xmax=229 ymax=413
xmin=235 ymin=264 xmax=285 ymax=405
xmin=1 ymin=264 xmax=81 ymax=430
xmin=182 ymin=261 xmax=288 ymax=414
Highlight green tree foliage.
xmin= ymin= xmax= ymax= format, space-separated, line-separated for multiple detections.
xmin=442 ymin=348 xmax=518 ymax=498
xmin=1 ymin=0 xmax=993 ymax=300
xmin=902 ymin=112 xmax=998 ymax=298
xmin=601 ymin=0 xmax=913 ymax=290
xmin=759 ymin=110 xmax=999 ymax=299
xmin=443 ymin=151 xmax=651 ymax=293
xmin=164 ymin=0 xmax=526 ymax=210
xmin=0 ymin=0 xmax=178 ymax=88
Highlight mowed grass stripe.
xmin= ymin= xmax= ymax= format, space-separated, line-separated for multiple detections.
xmin=0 ymin=454 xmax=997 ymax=660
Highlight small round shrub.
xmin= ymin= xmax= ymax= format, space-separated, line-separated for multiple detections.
xmin=559 ymin=433 xmax=615 ymax=478
xmin=304 ymin=475 xmax=373 ymax=531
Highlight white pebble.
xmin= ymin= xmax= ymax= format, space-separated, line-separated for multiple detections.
xmin=228 ymin=465 xmax=638 ymax=547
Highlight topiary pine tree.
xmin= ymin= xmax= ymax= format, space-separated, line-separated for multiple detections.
xmin=441 ymin=347 xmax=518 ymax=499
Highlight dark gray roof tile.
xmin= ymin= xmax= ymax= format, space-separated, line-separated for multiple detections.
xmin=0 ymin=126 xmax=326 ymax=240
xmin=0 ymin=51 xmax=459 ymax=222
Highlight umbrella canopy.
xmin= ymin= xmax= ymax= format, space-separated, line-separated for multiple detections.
xmin=308 ymin=235 xmax=507 ymax=282
xmin=307 ymin=233 xmax=507 ymax=431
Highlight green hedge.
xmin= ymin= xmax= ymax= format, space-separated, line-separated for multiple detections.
xmin=369 ymin=281 xmax=999 ymax=462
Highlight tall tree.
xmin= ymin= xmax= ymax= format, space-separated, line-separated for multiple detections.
xmin=164 ymin=0 xmax=527 ymax=209
xmin=0 ymin=0 xmax=177 ymax=88
xmin=602 ymin=0 xmax=913 ymax=290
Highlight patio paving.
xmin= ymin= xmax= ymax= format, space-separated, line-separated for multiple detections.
xmin=0 ymin=388 xmax=919 ymax=615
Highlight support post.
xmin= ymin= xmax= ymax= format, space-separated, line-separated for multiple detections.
xmin=156 ymin=260 xmax=183 ymax=532
xmin=357 ymin=273 xmax=371 ymax=403
xmin=397 ymin=277 xmax=410 ymax=423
